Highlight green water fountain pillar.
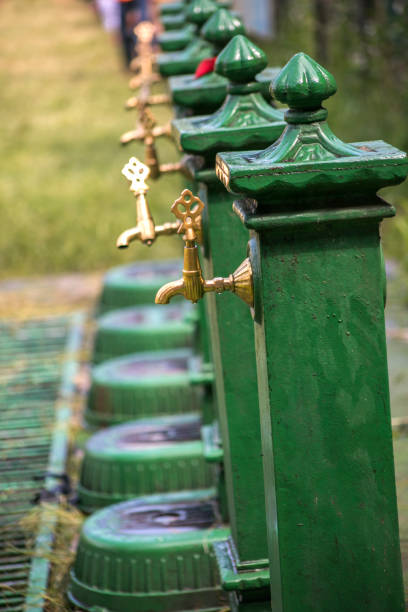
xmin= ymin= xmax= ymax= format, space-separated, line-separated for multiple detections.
xmin=154 ymin=34 xmax=287 ymax=608
xmin=215 ymin=52 xmax=408 ymax=611
xmin=167 ymin=8 xmax=246 ymax=114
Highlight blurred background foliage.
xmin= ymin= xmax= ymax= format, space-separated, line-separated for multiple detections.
xmin=1 ymin=0 xmax=408 ymax=278
xmin=263 ymin=0 xmax=408 ymax=267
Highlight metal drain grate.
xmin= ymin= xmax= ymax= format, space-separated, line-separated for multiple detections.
xmin=0 ymin=313 xmax=84 ymax=610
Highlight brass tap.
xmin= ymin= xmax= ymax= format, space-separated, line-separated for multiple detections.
xmin=128 ymin=21 xmax=160 ymax=90
xmin=120 ymin=103 xmax=172 ymax=146
xmin=155 ymin=190 xmax=254 ymax=307
xmin=120 ymin=122 xmax=172 ymax=145
xmin=127 ymin=21 xmax=160 ymax=89
xmin=134 ymin=20 xmax=156 ymax=45
xmin=129 ymin=71 xmax=161 ymax=91
xmin=125 ymin=93 xmax=171 ymax=109
xmin=135 ymin=108 xmax=184 ymax=179
xmin=116 ymin=157 xmax=179 ymax=248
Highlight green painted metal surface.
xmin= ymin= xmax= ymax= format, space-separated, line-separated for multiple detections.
xmin=185 ymin=0 xmax=217 ymax=24
xmin=172 ymin=36 xmax=285 ymax=159
xmin=166 ymin=9 xmax=245 ymax=113
xmin=78 ymin=414 xmax=217 ymax=513
xmin=160 ymin=1 xmax=185 ymax=16
xmin=157 ymin=25 xmax=195 ymax=52
xmin=98 ymin=259 xmax=183 ymax=313
xmin=201 ymin=183 xmax=270 ymax=564
xmin=169 ymin=65 xmax=281 ymax=115
xmin=68 ymin=493 xmax=230 ymax=611
xmin=85 ymin=348 xmax=208 ymax=428
xmin=160 ymin=0 xmax=232 ymax=15
xmin=157 ymin=0 xmax=218 ymax=77
xmin=161 ymin=12 xmax=187 ymax=31
xmin=201 ymin=7 xmax=245 ymax=48
xmin=93 ymin=303 xmax=196 ymax=364
xmin=170 ymin=34 xmax=287 ymax=571
xmin=217 ymin=52 xmax=408 ymax=611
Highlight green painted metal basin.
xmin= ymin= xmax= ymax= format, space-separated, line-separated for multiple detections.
xmin=85 ymin=349 xmax=204 ymax=428
xmin=77 ymin=414 xmax=217 ymax=513
xmin=98 ymin=260 xmax=183 ymax=314
xmin=93 ymin=303 xmax=196 ymax=364
xmin=68 ymin=493 xmax=230 ymax=611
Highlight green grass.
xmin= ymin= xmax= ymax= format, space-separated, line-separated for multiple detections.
xmin=0 ymin=0 xmax=184 ymax=278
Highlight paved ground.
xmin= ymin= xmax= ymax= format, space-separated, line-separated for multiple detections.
xmin=0 ymin=273 xmax=102 ymax=319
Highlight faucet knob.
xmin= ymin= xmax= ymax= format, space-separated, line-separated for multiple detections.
xmin=172 ymin=189 xmax=204 ymax=241
xmin=122 ymin=157 xmax=150 ymax=194
xmin=134 ymin=21 xmax=156 ymax=44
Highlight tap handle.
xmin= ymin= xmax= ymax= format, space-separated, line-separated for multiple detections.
xmin=134 ymin=21 xmax=156 ymax=45
xmin=122 ymin=157 xmax=150 ymax=194
xmin=120 ymin=157 xmax=155 ymax=245
xmin=171 ymin=189 xmax=204 ymax=242
xmin=116 ymin=156 xmax=180 ymax=247
xmin=137 ymin=108 xmax=185 ymax=179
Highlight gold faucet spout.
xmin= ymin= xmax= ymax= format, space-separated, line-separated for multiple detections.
xmin=116 ymin=221 xmax=180 ymax=249
xmin=155 ymin=279 xmax=185 ymax=304
xmin=116 ymin=226 xmax=144 ymax=248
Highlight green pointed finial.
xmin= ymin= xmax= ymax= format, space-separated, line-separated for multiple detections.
xmin=273 ymin=52 xmax=336 ymax=121
xmin=186 ymin=0 xmax=218 ymax=25
xmin=201 ymin=9 xmax=245 ymax=48
xmin=215 ymin=35 xmax=267 ymax=83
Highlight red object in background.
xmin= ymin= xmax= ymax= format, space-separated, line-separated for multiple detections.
xmin=195 ymin=57 xmax=217 ymax=78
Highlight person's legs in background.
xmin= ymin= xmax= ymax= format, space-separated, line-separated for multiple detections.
xmin=118 ymin=0 xmax=140 ymax=66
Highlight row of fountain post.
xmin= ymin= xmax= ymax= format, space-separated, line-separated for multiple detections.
xmin=67 ymin=1 xmax=408 ymax=610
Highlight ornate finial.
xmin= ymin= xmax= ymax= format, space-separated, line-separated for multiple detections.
xmin=201 ymin=9 xmax=245 ymax=48
xmin=272 ymin=52 xmax=337 ymax=119
xmin=215 ymin=50 xmax=367 ymax=191
xmin=122 ymin=158 xmax=150 ymax=194
xmin=186 ymin=0 xmax=218 ymax=25
xmin=171 ymin=189 xmax=204 ymax=241
xmin=215 ymin=35 xmax=267 ymax=83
